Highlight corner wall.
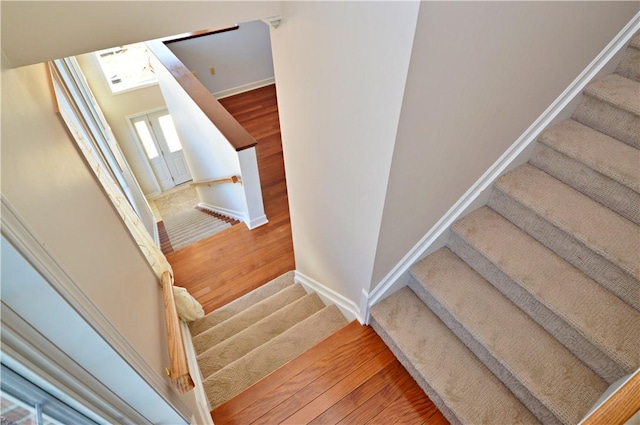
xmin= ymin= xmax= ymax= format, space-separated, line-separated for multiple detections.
xmin=270 ymin=1 xmax=420 ymax=306
xmin=371 ymin=1 xmax=640 ymax=289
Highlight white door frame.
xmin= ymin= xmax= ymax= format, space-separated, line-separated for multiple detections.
xmin=127 ymin=108 xmax=192 ymax=193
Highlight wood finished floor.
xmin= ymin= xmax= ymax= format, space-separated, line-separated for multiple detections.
xmin=212 ymin=322 xmax=448 ymax=425
xmin=167 ymin=84 xmax=295 ymax=315
xmin=166 ymin=85 xmax=447 ymax=425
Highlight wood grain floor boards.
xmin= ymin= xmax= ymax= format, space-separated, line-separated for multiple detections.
xmin=241 ymin=329 xmax=390 ymax=424
xmin=308 ymin=361 xmax=409 ymax=424
xmin=335 ymin=365 xmax=416 ymax=425
xmin=210 ymin=321 xmax=368 ymax=424
xmin=169 ymin=85 xmax=447 ymax=425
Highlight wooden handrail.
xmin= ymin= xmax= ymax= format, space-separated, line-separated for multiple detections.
xmin=161 ymin=271 xmax=194 ymax=393
xmin=162 ymin=25 xmax=239 ymax=45
xmin=145 ymin=38 xmax=257 ymax=152
xmin=191 ymin=175 xmax=242 ymax=187
xmin=581 ymin=370 xmax=640 ymax=425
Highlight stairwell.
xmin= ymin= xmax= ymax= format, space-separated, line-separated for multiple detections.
xmin=188 ymin=271 xmax=348 ymax=410
xmin=369 ymin=32 xmax=640 ymax=424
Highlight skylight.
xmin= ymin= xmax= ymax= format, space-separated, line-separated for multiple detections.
xmin=95 ymin=42 xmax=157 ymax=94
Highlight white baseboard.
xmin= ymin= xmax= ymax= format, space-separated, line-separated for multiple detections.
xmin=213 ymin=77 xmax=275 ymax=100
xmin=247 ymin=215 xmax=269 ymax=230
xmin=294 ymin=271 xmax=364 ymax=324
xmin=198 ymin=203 xmax=269 ymax=230
xmin=367 ymin=12 xmax=640 ymax=316
xmin=180 ymin=323 xmax=214 ymax=425
xmin=197 ymin=202 xmax=246 ymax=223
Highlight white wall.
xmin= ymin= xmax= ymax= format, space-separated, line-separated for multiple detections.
xmin=270 ymin=1 xmax=420 ymax=305
xmin=1 ymin=1 xmax=281 ymax=68
xmin=370 ymin=1 xmax=640 ymax=288
xmin=76 ymin=53 xmax=166 ymax=196
xmin=167 ymin=20 xmax=274 ymax=97
xmin=153 ymin=54 xmax=266 ymax=225
xmin=1 ymin=59 xmax=197 ymax=421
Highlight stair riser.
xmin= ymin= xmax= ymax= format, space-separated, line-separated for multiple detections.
xmin=170 ymin=227 xmax=230 ymax=248
xmin=189 ymin=272 xmax=295 ymax=337
xmin=408 ymin=278 xmax=560 ymax=425
xmin=165 ymin=220 xmax=229 ymax=239
xmin=615 ymin=47 xmax=640 ymax=82
xmin=197 ymin=294 xmax=325 ymax=377
xmin=449 ymin=230 xmax=627 ymax=384
xmin=193 ymin=284 xmax=307 ymax=354
xmin=572 ymin=96 xmax=640 ymax=149
xmin=530 ymin=143 xmax=640 ymax=225
xmin=368 ymin=316 xmax=463 ymax=425
xmin=488 ymin=189 xmax=640 ymax=311
xmin=203 ymin=305 xmax=348 ymax=409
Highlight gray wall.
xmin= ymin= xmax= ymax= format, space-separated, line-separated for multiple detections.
xmin=167 ymin=20 xmax=274 ymax=97
xmin=270 ymin=1 xmax=420 ymax=305
xmin=371 ymin=1 xmax=640 ymax=288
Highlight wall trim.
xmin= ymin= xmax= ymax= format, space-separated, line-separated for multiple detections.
xmin=180 ymin=323 xmax=214 ymax=425
xmin=1 ymin=305 xmax=150 ymax=425
xmin=294 ymin=271 xmax=364 ymax=324
xmin=247 ymin=215 xmax=269 ymax=230
xmin=197 ymin=202 xmax=246 ymax=224
xmin=0 ymin=195 xmax=192 ymax=422
xmin=212 ymin=77 xmax=275 ymax=100
xmin=367 ymin=12 xmax=640 ymax=313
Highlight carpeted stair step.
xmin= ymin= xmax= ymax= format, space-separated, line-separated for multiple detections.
xmin=189 ymin=271 xmax=295 ymax=337
xmin=169 ymin=223 xmax=230 ymax=249
xmin=615 ymin=42 xmax=640 ymax=82
xmin=370 ymin=287 xmax=539 ymax=425
xmin=489 ymin=164 xmax=640 ymax=311
xmin=449 ymin=207 xmax=640 ymax=384
xmin=409 ymin=248 xmax=607 ymax=425
xmin=203 ymin=304 xmax=348 ymax=409
xmin=530 ymin=119 xmax=640 ymax=224
xmin=193 ymin=283 xmax=308 ymax=353
xmin=197 ymin=292 xmax=326 ymax=377
xmin=163 ymin=211 xmax=229 ymax=237
xmin=572 ymin=74 xmax=640 ymax=149
xmin=162 ymin=209 xmax=231 ymax=250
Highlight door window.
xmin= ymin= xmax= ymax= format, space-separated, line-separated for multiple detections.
xmin=133 ymin=121 xmax=160 ymax=160
xmin=157 ymin=115 xmax=183 ymax=153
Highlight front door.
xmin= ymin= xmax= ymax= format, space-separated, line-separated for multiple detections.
xmin=131 ymin=110 xmax=192 ymax=191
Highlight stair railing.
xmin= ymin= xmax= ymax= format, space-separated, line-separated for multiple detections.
xmin=191 ymin=175 xmax=242 ymax=187
xmin=161 ymin=271 xmax=194 ymax=393
xmin=580 ymin=370 xmax=639 ymax=425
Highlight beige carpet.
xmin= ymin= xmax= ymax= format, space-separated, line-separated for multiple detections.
xmin=148 ymin=184 xmax=200 ymax=221
xmin=189 ymin=271 xmax=348 ymax=409
xmin=148 ymin=184 xmax=231 ymax=250
xmin=370 ymin=31 xmax=640 ymax=425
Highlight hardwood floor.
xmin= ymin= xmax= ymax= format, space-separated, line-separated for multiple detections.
xmin=211 ymin=322 xmax=448 ymax=425
xmin=167 ymin=85 xmax=295 ymax=314
xmin=166 ymin=85 xmax=447 ymax=424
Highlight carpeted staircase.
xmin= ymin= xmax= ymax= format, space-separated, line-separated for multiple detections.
xmin=188 ymin=271 xmax=348 ymax=410
xmin=370 ymin=33 xmax=640 ymax=424
xmin=162 ymin=208 xmax=231 ymax=251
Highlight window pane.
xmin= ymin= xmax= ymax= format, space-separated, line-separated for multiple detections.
xmin=1 ymin=390 xmax=66 ymax=425
xmin=95 ymin=43 xmax=157 ymax=93
xmin=133 ymin=121 xmax=159 ymax=159
xmin=157 ymin=115 xmax=183 ymax=153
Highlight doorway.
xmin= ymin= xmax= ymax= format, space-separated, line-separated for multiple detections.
xmin=130 ymin=109 xmax=192 ymax=191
